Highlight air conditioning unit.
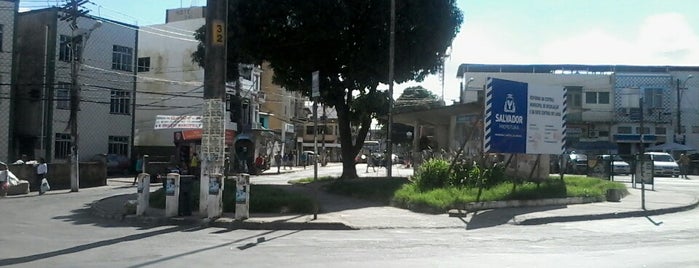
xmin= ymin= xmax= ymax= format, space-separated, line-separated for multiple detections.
xmin=588 ymin=130 xmax=598 ymax=138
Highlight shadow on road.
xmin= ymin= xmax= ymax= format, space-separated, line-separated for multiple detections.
xmin=458 ymin=205 xmax=567 ymax=230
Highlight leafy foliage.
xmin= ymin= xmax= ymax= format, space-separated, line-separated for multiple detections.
xmin=394 ymin=86 xmax=444 ymax=113
xmin=193 ymin=0 xmax=463 ymax=179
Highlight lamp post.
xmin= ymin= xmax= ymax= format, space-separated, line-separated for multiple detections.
xmin=406 ymin=131 xmax=413 ymax=168
xmin=676 ymin=74 xmax=694 ymax=144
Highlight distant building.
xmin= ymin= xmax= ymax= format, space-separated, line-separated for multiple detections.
xmin=13 ymin=8 xmax=138 ymax=162
xmin=0 ymin=0 xmax=17 ymax=162
xmin=457 ymin=64 xmax=699 ymax=155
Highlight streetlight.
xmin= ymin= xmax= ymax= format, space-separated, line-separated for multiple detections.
xmin=461 ymin=77 xmax=474 ymax=104
xmin=676 ymin=74 xmax=694 ymax=144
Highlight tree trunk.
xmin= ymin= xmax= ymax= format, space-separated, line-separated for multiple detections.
xmin=335 ymin=91 xmax=371 ymax=179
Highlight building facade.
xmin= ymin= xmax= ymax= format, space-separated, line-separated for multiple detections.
xmin=456 ymin=64 xmax=699 ymax=155
xmin=13 ymin=8 xmax=137 ymax=162
xmin=0 ymin=0 xmax=17 ymax=162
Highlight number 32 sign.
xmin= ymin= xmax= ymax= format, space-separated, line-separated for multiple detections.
xmin=213 ymin=20 xmax=225 ymax=46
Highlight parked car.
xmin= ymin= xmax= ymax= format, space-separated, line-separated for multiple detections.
xmin=564 ymin=152 xmax=588 ymax=174
xmin=644 ymin=152 xmax=680 ymax=177
xmin=596 ymin=154 xmax=631 ymax=175
xmin=689 ymin=153 xmax=699 ymax=175
xmin=93 ymin=154 xmax=131 ymax=175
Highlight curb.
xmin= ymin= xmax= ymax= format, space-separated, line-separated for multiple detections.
xmin=447 ymin=196 xmax=601 ymax=217
xmin=514 ymin=197 xmax=699 ymax=225
xmin=89 ymin=195 xmax=355 ymax=230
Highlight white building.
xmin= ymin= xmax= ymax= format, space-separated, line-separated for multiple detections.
xmin=457 ymin=64 xmax=699 ymax=155
xmin=136 ymin=7 xmax=263 ymax=167
xmin=0 ymin=0 xmax=17 ymax=162
xmin=13 ymin=8 xmax=137 ymax=162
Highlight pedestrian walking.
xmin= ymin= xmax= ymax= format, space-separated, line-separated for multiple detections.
xmin=300 ymin=152 xmax=307 ymax=169
xmin=366 ymin=150 xmax=376 ymax=173
xmin=287 ymin=151 xmax=295 ymax=169
xmin=36 ymin=158 xmax=48 ymax=195
xmin=679 ymin=153 xmax=690 ymax=179
xmin=132 ymin=155 xmax=143 ymax=186
xmin=274 ymin=151 xmax=282 ymax=173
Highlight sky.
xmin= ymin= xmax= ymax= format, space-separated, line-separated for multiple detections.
xmin=19 ymin=0 xmax=699 ymax=103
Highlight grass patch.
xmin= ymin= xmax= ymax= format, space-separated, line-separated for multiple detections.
xmin=149 ymin=178 xmax=315 ymax=213
xmin=392 ymin=176 xmax=628 ymax=212
xmin=288 ymin=176 xmax=335 ymax=185
xmin=324 ymin=177 xmax=411 ymax=204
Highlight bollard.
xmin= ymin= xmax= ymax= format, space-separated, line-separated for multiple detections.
xmin=207 ymin=173 xmax=224 ymax=219
xmin=235 ymin=174 xmax=250 ymax=220
xmin=136 ymin=173 xmax=150 ymax=216
xmin=164 ymin=173 xmax=180 ymax=217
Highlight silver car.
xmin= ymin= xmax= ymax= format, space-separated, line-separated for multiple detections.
xmin=598 ymin=154 xmax=631 ymax=175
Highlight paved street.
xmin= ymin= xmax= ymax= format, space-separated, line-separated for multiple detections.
xmin=1 ymin=165 xmax=699 ymax=267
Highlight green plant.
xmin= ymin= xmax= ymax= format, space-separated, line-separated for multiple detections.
xmin=414 ymin=158 xmax=451 ymax=191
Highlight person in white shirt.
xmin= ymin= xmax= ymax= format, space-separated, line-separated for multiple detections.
xmin=36 ymin=158 xmax=48 ymax=195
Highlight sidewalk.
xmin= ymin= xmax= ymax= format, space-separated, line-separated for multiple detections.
xmin=91 ymin=178 xmax=699 ymax=230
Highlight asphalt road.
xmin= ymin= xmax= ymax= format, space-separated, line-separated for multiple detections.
xmin=1 ymin=166 xmax=699 ymax=267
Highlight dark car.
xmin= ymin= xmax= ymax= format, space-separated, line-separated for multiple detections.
xmin=564 ymin=153 xmax=588 ymax=174
xmin=98 ymin=154 xmax=130 ymax=175
xmin=688 ymin=153 xmax=699 ymax=175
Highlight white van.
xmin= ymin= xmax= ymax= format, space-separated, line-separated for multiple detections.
xmin=644 ymin=152 xmax=680 ymax=177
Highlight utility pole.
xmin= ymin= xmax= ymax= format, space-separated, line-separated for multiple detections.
xmin=676 ymin=75 xmax=694 ymax=144
xmin=321 ymin=104 xmax=326 ymax=166
xmin=201 ymin=0 xmax=227 ymax=213
xmin=386 ymin=0 xmax=395 ymax=178
xmin=61 ymin=0 xmax=88 ymax=192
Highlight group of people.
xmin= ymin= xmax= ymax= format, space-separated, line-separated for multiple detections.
xmin=273 ymin=151 xmax=296 ymax=173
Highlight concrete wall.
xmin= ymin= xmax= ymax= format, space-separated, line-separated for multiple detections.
xmin=8 ymin=161 xmax=107 ymax=190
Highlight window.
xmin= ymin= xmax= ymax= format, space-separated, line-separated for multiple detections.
xmin=56 ymin=83 xmax=70 ymax=109
xmin=59 ymin=35 xmax=82 ymax=62
xmin=565 ymin=86 xmax=582 ymax=108
xmin=598 ymin=130 xmax=609 ymax=137
xmin=110 ymin=89 xmax=131 ymax=114
xmin=585 ymin=91 xmax=610 ymax=104
xmin=108 ymin=136 xmax=129 ymax=155
xmin=643 ymin=88 xmax=663 ymax=109
xmin=54 ymin=133 xmax=72 ymax=159
xmin=656 ymin=127 xmax=667 ymax=135
xmin=617 ymin=126 xmax=632 ymax=134
xmin=137 ymin=57 xmax=150 ymax=72
xmin=636 ymin=126 xmax=650 ymax=134
xmin=112 ymin=45 xmax=133 ymax=71
xmin=0 ymin=24 xmax=4 ymax=51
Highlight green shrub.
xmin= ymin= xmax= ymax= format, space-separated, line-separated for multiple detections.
xmin=325 ymin=177 xmax=410 ymax=204
xmin=414 ymin=158 xmax=451 ymax=190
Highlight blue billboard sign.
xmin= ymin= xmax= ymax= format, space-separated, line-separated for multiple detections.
xmin=484 ymin=78 xmax=566 ymax=154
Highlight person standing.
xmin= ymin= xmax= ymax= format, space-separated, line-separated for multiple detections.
xmin=679 ymin=153 xmax=691 ymax=179
xmin=287 ymin=151 xmax=295 ymax=169
xmin=36 ymin=158 xmax=48 ymax=195
xmin=190 ymin=153 xmax=200 ymax=179
xmin=366 ymin=150 xmax=376 ymax=173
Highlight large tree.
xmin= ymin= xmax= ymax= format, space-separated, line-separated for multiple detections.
xmin=196 ymin=0 xmax=462 ymax=179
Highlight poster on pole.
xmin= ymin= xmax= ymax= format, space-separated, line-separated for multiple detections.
xmin=484 ymin=77 xmax=566 ymax=154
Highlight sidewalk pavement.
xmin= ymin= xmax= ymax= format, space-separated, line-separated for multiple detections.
xmin=91 ymin=177 xmax=699 ymax=230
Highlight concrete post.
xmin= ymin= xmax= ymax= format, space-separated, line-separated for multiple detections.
xmin=235 ymin=174 xmax=250 ymax=220
xmin=164 ymin=173 xmax=180 ymax=217
xmin=207 ymin=173 xmax=224 ymax=219
xmin=136 ymin=173 xmax=150 ymax=216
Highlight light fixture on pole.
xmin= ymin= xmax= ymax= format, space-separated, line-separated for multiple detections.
xmin=676 ymin=74 xmax=693 ymax=144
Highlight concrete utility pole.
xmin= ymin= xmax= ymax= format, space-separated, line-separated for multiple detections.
xmin=386 ymin=0 xmax=396 ymax=178
xmin=200 ymin=0 xmax=227 ymax=213
xmin=676 ymin=75 xmax=693 ymax=144
xmin=62 ymin=0 xmax=88 ymax=192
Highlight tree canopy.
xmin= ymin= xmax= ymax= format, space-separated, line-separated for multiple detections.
xmin=195 ymin=0 xmax=463 ymax=178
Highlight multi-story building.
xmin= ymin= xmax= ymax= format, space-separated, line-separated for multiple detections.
xmin=456 ymin=64 xmax=699 ymax=155
xmin=259 ymin=62 xmax=302 ymax=158
xmin=136 ymin=7 xmax=264 ymax=168
xmin=13 ymin=8 xmax=137 ymax=162
xmin=0 ymin=0 xmax=17 ymax=162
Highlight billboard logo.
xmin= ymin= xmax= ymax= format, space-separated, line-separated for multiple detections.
xmin=504 ymin=94 xmax=516 ymax=113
